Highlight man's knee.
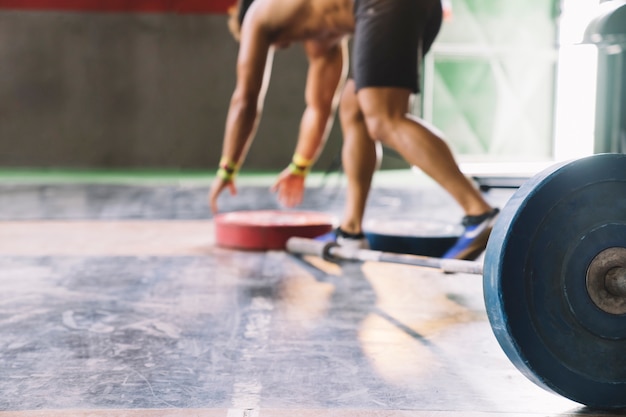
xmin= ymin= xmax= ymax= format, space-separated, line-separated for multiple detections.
xmin=339 ymin=80 xmax=363 ymax=124
xmin=356 ymin=87 xmax=410 ymax=143
xmin=362 ymin=112 xmax=396 ymax=143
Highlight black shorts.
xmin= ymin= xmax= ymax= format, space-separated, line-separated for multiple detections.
xmin=353 ymin=0 xmax=442 ymax=93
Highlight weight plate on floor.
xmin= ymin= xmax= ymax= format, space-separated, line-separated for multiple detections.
xmin=214 ymin=210 xmax=335 ymax=251
xmin=364 ymin=218 xmax=461 ymax=257
xmin=483 ymin=153 xmax=626 ymax=409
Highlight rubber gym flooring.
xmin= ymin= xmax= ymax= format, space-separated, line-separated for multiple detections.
xmin=0 ymin=170 xmax=623 ymax=417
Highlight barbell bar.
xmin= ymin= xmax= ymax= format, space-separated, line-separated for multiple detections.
xmin=287 ymin=153 xmax=626 ymax=410
xmin=286 ymin=238 xmax=626 ymax=299
xmin=286 ymin=237 xmax=485 ymax=274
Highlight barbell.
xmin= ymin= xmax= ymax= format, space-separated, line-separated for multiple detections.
xmin=286 ymin=153 xmax=626 ymax=410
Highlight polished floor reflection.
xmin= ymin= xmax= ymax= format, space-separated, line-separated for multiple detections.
xmin=0 ymin=179 xmax=623 ymax=416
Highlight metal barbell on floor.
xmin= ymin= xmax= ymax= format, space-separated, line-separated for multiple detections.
xmin=286 ymin=238 xmax=485 ymax=274
xmin=286 ymin=239 xmax=626 ymax=297
xmin=286 ymin=153 xmax=626 ymax=410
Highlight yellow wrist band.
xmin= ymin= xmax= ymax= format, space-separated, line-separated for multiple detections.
xmin=217 ymin=156 xmax=239 ymax=181
xmin=288 ymin=162 xmax=309 ymax=177
xmin=289 ymin=153 xmax=312 ymax=177
xmin=292 ymin=153 xmax=312 ymax=168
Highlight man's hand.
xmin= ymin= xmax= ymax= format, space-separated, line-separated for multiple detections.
xmin=209 ymin=177 xmax=238 ymax=214
xmin=271 ymin=167 xmax=306 ymax=208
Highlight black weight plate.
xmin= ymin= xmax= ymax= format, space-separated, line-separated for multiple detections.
xmin=483 ymin=153 xmax=626 ymax=409
xmin=364 ymin=218 xmax=461 ymax=257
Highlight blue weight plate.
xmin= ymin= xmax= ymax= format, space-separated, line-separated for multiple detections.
xmin=483 ymin=153 xmax=626 ymax=409
xmin=364 ymin=218 xmax=462 ymax=257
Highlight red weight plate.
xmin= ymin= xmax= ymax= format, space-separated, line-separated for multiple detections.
xmin=214 ymin=210 xmax=336 ymax=251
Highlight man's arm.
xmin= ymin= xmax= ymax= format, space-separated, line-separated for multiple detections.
xmin=271 ymin=37 xmax=348 ymax=207
xmin=209 ymin=9 xmax=273 ymax=213
xmin=221 ymin=17 xmax=274 ymax=166
xmin=294 ymin=37 xmax=349 ymax=163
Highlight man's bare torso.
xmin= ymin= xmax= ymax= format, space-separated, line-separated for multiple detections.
xmin=248 ymin=0 xmax=355 ymax=48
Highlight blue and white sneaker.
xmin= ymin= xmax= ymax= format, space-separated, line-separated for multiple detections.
xmin=442 ymin=208 xmax=500 ymax=260
xmin=315 ymin=227 xmax=370 ymax=250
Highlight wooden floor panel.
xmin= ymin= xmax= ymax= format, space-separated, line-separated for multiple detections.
xmin=0 ymin=221 xmax=214 ymax=255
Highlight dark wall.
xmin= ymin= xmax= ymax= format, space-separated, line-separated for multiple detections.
xmin=0 ymin=10 xmax=354 ymax=172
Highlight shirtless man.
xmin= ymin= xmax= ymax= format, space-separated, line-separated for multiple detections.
xmin=211 ymin=0 xmax=352 ymax=211
xmin=210 ymin=0 xmax=498 ymax=260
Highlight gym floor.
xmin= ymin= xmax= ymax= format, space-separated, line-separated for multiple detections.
xmin=0 ymin=171 xmax=623 ymax=417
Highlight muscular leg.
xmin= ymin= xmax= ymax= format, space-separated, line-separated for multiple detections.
xmin=357 ymin=86 xmax=492 ymax=217
xmin=338 ymin=80 xmax=380 ymax=235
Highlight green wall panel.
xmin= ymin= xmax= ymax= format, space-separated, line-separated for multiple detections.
xmin=425 ymin=0 xmax=560 ymax=161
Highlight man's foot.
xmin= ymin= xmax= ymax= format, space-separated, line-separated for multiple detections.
xmin=315 ymin=227 xmax=370 ymax=250
xmin=442 ymin=208 xmax=500 ymax=260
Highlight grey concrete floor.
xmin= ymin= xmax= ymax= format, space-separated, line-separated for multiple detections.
xmin=0 ymin=172 xmax=624 ymax=416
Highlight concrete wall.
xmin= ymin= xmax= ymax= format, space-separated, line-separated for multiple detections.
xmin=0 ymin=10 xmax=353 ymax=172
